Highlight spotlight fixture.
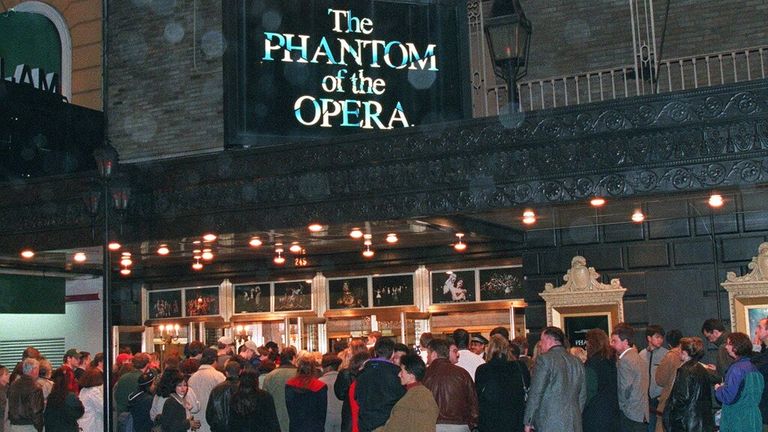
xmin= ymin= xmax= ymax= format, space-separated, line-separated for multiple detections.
xmin=274 ymin=246 xmax=286 ymax=265
xmin=308 ymin=223 xmax=324 ymax=232
xmin=590 ymin=197 xmax=606 ymax=207
xmin=73 ymin=252 xmax=87 ymax=262
xmin=192 ymin=259 xmax=203 ymax=270
xmin=350 ymin=228 xmax=363 ymax=239
xmin=289 ymin=243 xmax=303 ymax=253
xmin=157 ymin=244 xmax=170 ymax=255
xmin=249 ymin=237 xmax=263 ymax=247
xmin=202 ymin=248 xmax=214 ymax=261
xmin=522 ymin=209 xmax=536 ymax=225
xmin=453 ymin=233 xmax=467 ymax=252
xmin=20 ymin=249 xmax=34 ymax=259
xmin=202 ymin=233 xmax=217 ymax=242
xmin=108 ymin=242 xmax=121 ymax=251
xmin=708 ymin=194 xmax=724 ymax=208
xmin=631 ymin=209 xmax=645 ymax=223
xmin=385 ymin=233 xmax=398 ymax=244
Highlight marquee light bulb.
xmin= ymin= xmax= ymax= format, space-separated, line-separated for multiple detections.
xmin=289 ymin=243 xmax=302 ymax=253
xmin=386 ymin=233 xmax=398 ymax=244
xmin=249 ymin=237 xmax=263 ymax=247
xmin=203 ymin=233 xmax=217 ymax=242
xmin=108 ymin=242 xmax=121 ymax=251
xmin=350 ymin=228 xmax=363 ymax=239
xmin=202 ymin=249 xmax=214 ymax=261
xmin=73 ymin=252 xmax=87 ymax=262
xmin=20 ymin=249 xmax=34 ymax=259
xmin=590 ymin=197 xmax=606 ymax=207
xmin=157 ymin=244 xmax=170 ymax=255
xmin=308 ymin=223 xmax=324 ymax=232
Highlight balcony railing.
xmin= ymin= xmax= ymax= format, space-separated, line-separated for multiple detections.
xmin=515 ymin=45 xmax=768 ymax=112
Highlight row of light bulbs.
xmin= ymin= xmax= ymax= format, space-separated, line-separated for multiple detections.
xmin=16 ymin=193 xmax=727 ymax=270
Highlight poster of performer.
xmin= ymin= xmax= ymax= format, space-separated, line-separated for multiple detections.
xmin=274 ymin=281 xmax=312 ymax=311
xmin=148 ymin=290 xmax=182 ymax=319
xmin=372 ymin=274 xmax=414 ymax=307
xmin=431 ymin=270 xmax=476 ymax=303
xmin=328 ymin=278 xmax=368 ymax=309
xmin=478 ymin=267 xmax=524 ymax=301
xmin=185 ymin=287 xmax=219 ymax=316
xmin=235 ymin=283 xmax=270 ymax=313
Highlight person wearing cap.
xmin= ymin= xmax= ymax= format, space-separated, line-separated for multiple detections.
xmin=238 ymin=340 xmax=261 ymax=371
xmin=128 ymin=371 xmax=156 ymax=432
xmin=188 ymin=348 xmax=225 ymax=432
xmin=470 ymin=334 xmax=489 ymax=358
xmin=61 ymin=349 xmax=80 ymax=395
xmin=215 ymin=337 xmax=234 ymax=372
xmin=114 ymin=353 xmax=152 ymax=422
xmin=453 ymin=329 xmax=485 ymax=381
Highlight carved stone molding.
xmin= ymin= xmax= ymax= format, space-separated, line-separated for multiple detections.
xmin=722 ymin=242 xmax=768 ymax=333
xmin=540 ymin=256 xmax=627 ymax=328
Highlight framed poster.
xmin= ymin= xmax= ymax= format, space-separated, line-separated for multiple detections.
xmin=431 ymin=270 xmax=476 ymax=303
xmin=148 ymin=290 xmax=182 ymax=319
xmin=274 ymin=280 xmax=312 ymax=311
xmin=372 ymin=274 xmax=414 ymax=307
xmin=329 ymin=277 xmax=369 ymax=309
xmin=479 ymin=267 xmax=523 ymax=300
xmin=235 ymin=283 xmax=270 ymax=313
xmin=185 ymin=287 xmax=219 ymax=316
xmin=563 ymin=314 xmax=610 ymax=349
xmin=746 ymin=306 xmax=768 ymax=337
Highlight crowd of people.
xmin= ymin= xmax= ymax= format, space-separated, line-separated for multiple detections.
xmin=1 ymin=317 xmax=768 ymax=432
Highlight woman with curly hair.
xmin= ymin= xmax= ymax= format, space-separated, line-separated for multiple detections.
xmin=715 ymin=332 xmax=763 ymax=432
xmin=157 ymin=369 xmax=201 ymax=432
xmin=44 ymin=367 xmax=84 ymax=432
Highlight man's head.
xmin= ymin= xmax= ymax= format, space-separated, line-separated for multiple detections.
xmin=398 ymin=353 xmax=426 ymax=386
xmin=426 ymin=338 xmax=449 ymax=364
xmin=63 ymin=349 xmax=80 ymax=368
xmin=321 ymin=353 xmax=342 ymax=373
xmin=217 ymin=336 xmax=234 ymax=353
xmin=0 ymin=365 xmax=9 ymax=386
xmin=539 ymin=326 xmax=566 ymax=354
xmin=391 ymin=343 xmax=409 ymax=365
xmin=757 ymin=318 xmax=768 ymax=344
xmin=22 ymin=357 xmax=39 ymax=379
xmin=448 ymin=340 xmax=460 ymax=364
xmin=701 ymin=318 xmax=726 ymax=343
xmin=201 ymin=348 xmax=218 ymax=365
xmin=22 ymin=347 xmax=40 ymax=360
xmin=78 ymin=351 xmax=91 ymax=369
xmin=452 ymin=328 xmax=470 ymax=350
xmin=241 ymin=340 xmax=259 ymax=360
xmin=280 ymin=347 xmax=297 ymax=366
xmin=367 ymin=331 xmax=382 ymax=347
xmin=726 ymin=332 xmax=753 ymax=359
xmin=666 ymin=329 xmax=683 ymax=349
xmin=186 ymin=341 xmax=206 ymax=358
xmin=374 ymin=338 xmax=395 ymax=360
xmin=418 ymin=332 xmax=433 ymax=351
xmin=224 ymin=359 xmax=242 ymax=378
xmin=645 ymin=325 xmax=665 ymax=350
xmin=490 ymin=326 xmax=510 ymax=341
xmin=511 ymin=335 xmax=529 ymax=356
xmin=610 ymin=323 xmax=635 ymax=353
xmin=91 ymin=353 xmax=104 ymax=370
xmin=470 ymin=334 xmax=488 ymax=355
xmin=38 ymin=359 xmax=52 ymax=380
xmin=130 ymin=353 xmax=150 ymax=372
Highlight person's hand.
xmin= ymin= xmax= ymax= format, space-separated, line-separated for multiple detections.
xmin=189 ymin=418 xmax=201 ymax=430
xmin=525 ymin=425 xmax=535 ymax=432
xmin=703 ymin=363 xmax=716 ymax=371
xmin=714 ymin=383 xmax=722 ymax=391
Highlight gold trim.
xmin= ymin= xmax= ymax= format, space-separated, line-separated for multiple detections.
xmin=324 ymin=305 xmax=419 ymax=319
xmin=144 ymin=316 xmax=225 ymax=326
xmin=428 ymin=300 xmax=526 ymax=314
xmin=230 ymin=311 xmax=316 ymax=323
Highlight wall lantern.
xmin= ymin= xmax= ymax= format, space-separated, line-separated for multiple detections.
xmin=484 ymin=0 xmax=532 ymax=105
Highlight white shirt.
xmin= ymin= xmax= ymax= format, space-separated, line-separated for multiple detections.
xmin=188 ymin=365 xmax=225 ymax=432
xmin=456 ymin=349 xmax=485 ymax=381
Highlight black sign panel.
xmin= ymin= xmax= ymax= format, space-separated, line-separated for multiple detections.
xmin=224 ymin=0 xmax=469 ymax=147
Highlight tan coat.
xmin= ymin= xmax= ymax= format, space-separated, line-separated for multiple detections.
xmin=654 ymin=347 xmax=683 ymax=432
xmin=373 ymin=384 xmax=438 ymax=432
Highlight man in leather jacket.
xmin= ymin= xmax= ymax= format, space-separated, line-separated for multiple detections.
xmin=423 ymin=338 xmax=479 ymax=432
xmin=206 ymin=360 xmax=242 ymax=432
xmin=7 ymin=358 xmax=44 ymax=432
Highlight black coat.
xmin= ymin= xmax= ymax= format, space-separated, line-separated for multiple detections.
xmin=475 ymin=358 xmax=529 ymax=432
xmin=663 ymin=360 xmax=714 ymax=432
xmin=229 ymin=388 xmax=280 ymax=432
xmin=205 ymin=377 xmax=239 ymax=432
xmin=128 ymin=389 xmax=154 ymax=432
xmin=582 ymin=356 xmax=620 ymax=432
xmin=43 ymin=392 xmax=84 ymax=432
xmin=354 ymin=359 xmax=406 ymax=432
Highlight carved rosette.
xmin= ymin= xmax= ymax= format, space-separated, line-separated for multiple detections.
xmin=540 ymin=256 xmax=627 ymax=327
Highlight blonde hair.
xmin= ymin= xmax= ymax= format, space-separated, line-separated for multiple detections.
xmin=486 ymin=334 xmax=511 ymax=360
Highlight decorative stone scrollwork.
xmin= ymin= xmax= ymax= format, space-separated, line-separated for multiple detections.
xmin=544 ymin=256 xmax=623 ymax=292
xmin=726 ymin=242 xmax=768 ymax=282
xmin=722 ymin=243 xmax=768 ymax=333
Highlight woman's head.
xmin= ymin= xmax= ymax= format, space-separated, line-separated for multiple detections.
xmin=296 ymin=356 xmax=319 ymax=379
xmin=726 ymin=332 xmax=753 ymax=359
xmin=585 ymin=328 xmax=612 ymax=360
xmin=239 ymin=369 xmax=259 ymax=392
xmin=486 ymin=334 xmax=511 ymax=360
xmin=78 ymin=368 xmax=104 ymax=389
xmin=348 ymin=351 xmax=371 ymax=374
xmin=47 ymin=367 xmax=71 ymax=406
xmin=157 ymin=368 xmax=185 ymax=398
xmin=679 ymin=337 xmax=705 ymax=361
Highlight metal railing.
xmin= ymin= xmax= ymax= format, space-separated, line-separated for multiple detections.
xmin=514 ymin=45 xmax=768 ymax=112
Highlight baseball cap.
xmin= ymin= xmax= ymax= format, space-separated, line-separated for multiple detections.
xmin=65 ymin=348 xmax=80 ymax=358
xmin=471 ymin=334 xmax=489 ymax=345
xmin=243 ymin=340 xmax=258 ymax=352
xmin=218 ymin=336 xmax=234 ymax=346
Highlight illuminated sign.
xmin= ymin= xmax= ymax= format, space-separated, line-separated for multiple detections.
xmin=224 ymin=0 xmax=469 ymax=148
xmin=0 ymin=56 xmax=60 ymax=94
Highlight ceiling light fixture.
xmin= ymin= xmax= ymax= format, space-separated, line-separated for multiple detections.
xmin=202 ymin=233 xmax=217 ymax=242
xmin=289 ymin=243 xmax=302 ymax=253
xmin=362 ymin=240 xmax=375 ymax=258
xmin=522 ymin=209 xmax=536 ymax=225
xmin=73 ymin=252 xmax=87 ymax=262
xmin=120 ymin=257 xmax=133 ymax=267
xmin=192 ymin=259 xmax=203 ymax=270
xmin=249 ymin=237 xmax=263 ymax=247
xmin=157 ymin=244 xmax=170 ymax=255
xmin=631 ymin=209 xmax=645 ymax=223
xmin=308 ymin=223 xmax=324 ymax=232
xmin=708 ymin=193 xmax=724 ymax=208
xmin=590 ymin=197 xmax=606 ymax=207
xmin=350 ymin=228 xmax=363 ymax=239
xmin=453 ymin=233 xmax=467 ymax=252
xmin=201 ymin=248 xmax=214 ymax=261
xmin=274 ymin=245 xmax=286 ymax=265
xmin=192 ymin=249 xmax=202 ymax=260
xmin=120 ymin=266 xmax=131 ymax=276
xmin=385 ymin=233 xmax=398 ymax=244
xmin=108 ymin=242 xmax=121 ymax=251
xmin=20 ymin=250 xmax=35 ymax=259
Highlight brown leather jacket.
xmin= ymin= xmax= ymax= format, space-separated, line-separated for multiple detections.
xmin=8 ymin=375 xmax=44 ymax=432
xmin=423 ymin=358 xmax=479 ymax=427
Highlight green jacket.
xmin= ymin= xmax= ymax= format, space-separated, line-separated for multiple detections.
xmin=720 ymin=371 xmax=764 ymax=432
xmin=113 ymin=370 xmax=141 ymax=413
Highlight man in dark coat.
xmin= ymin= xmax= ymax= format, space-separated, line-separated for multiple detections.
xmin=206 ymin=360 xmax=242 ymax=432
xmin=354 ymin=338 xmax=405 ymax=432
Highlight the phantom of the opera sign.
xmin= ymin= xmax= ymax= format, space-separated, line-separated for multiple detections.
xmin=224 ymin=0 xmax=470 ymax=147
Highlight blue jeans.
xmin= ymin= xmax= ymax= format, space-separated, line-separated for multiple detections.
xmin=648 ymin=397 xmax=659 ymax=432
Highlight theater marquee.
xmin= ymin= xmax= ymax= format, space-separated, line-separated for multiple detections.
xmin=224 ymin=0 xmax=469 ymax=148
